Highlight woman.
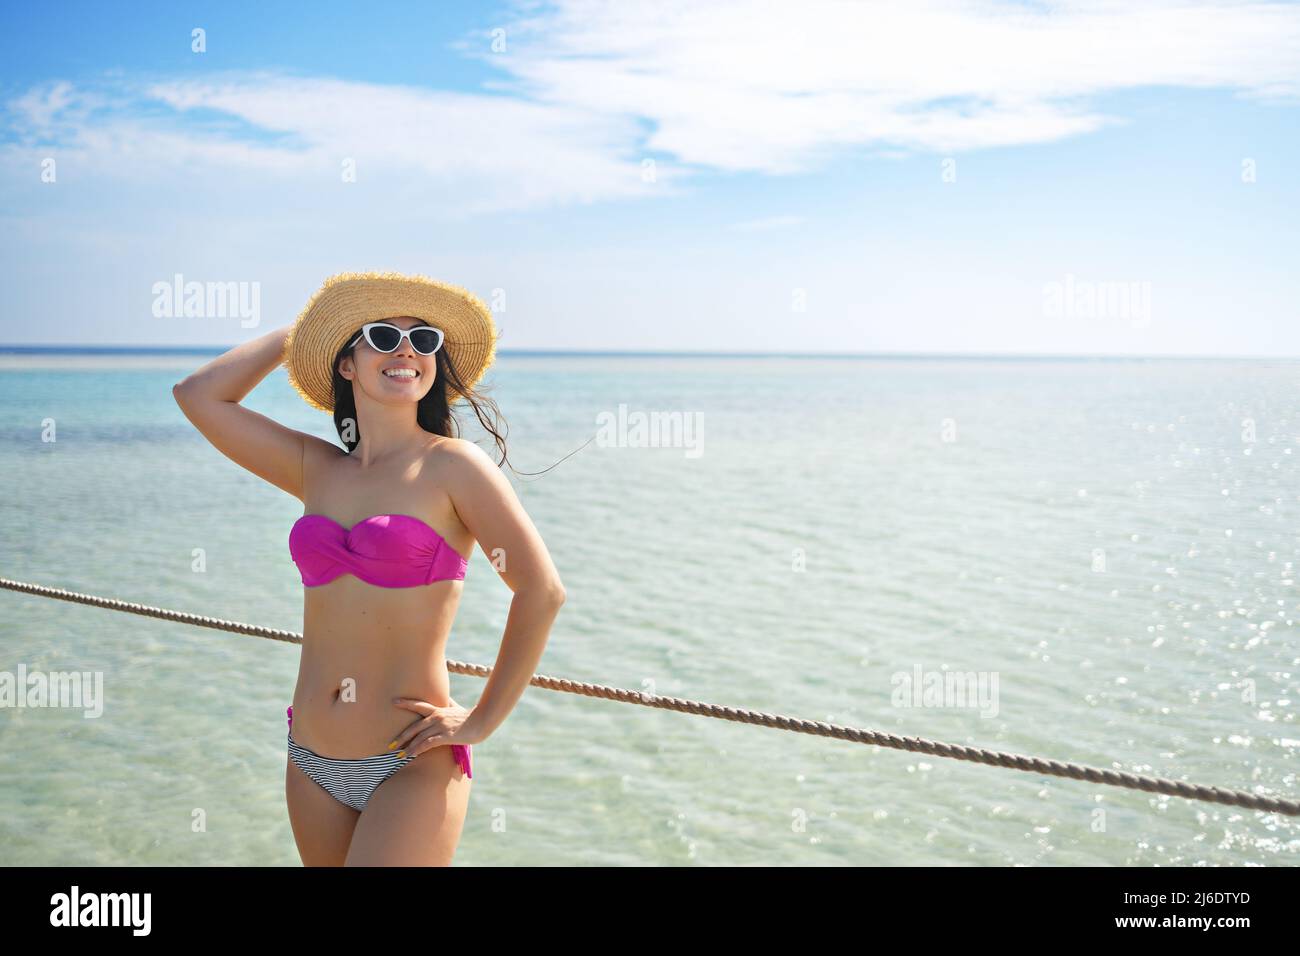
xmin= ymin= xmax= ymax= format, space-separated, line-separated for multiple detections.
xmin=172 ymin=271 xmax=566 ymax=866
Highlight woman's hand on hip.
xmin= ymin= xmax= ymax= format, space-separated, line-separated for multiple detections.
xmin=389 ymin=695 xmax=487 ymax=756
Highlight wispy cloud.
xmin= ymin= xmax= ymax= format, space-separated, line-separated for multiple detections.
xmin=2 ymin=71 xmax=677 ymax=216
xmin=475 ymin=0 xmax=1300 ymax=170
xmin=2 ymin=0 xmax=1299 ymax=213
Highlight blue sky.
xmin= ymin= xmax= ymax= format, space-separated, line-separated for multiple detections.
xmin=2 ymin=0 xmax=1298 ymax=355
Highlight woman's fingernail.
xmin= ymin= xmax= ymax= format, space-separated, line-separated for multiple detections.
xmin=396 ymin=750 xmax=407 ymax=758
xmin=386 ymin=741 xmax=398 ymax=750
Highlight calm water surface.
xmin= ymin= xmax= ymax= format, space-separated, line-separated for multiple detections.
xmin=0 ymin=353 xmax=1296 ymax=865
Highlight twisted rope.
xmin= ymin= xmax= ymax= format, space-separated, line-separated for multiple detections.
xmin=4 ymin=575 xmax=1297 ymax=817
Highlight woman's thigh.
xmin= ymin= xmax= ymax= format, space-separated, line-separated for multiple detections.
xmin=285 ymin=757 xmax=361 ymax=866
xmin=345 ymin=746 xmax=472 ymax=866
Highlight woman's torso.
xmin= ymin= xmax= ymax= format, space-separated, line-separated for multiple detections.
xmin=290 ymin=435 xmax=475 ymax=758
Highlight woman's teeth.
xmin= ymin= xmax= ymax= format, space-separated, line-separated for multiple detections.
xmin=384 ymin=368 xmax=418 ymax=379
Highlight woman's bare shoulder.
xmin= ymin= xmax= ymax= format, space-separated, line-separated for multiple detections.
xmin=424 ymin=436 xmax=501 ymax=490
xmin=426 ymin=435 xmax=492 ymax=464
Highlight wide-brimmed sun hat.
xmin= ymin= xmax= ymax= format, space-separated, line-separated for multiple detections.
xmin=282 ymin=271 xmax=500 ymax=412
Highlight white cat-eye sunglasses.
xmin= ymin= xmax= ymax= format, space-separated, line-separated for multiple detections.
xmin=347 ymin=321 xmax=445 ymax=356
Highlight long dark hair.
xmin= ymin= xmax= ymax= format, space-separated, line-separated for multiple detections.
xmin=329 ymin=333 xmax=513 ymax=469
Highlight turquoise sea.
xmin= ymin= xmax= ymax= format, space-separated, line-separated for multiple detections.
xmin=0 ymin=351 xmax=1296 ymax=866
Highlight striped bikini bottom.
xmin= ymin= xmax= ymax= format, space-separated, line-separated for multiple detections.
xmin=286 ymin=705 xmax=472 ymax=813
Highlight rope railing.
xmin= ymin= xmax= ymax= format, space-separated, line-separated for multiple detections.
xmin=3 ymin=575 xmax=1297 ymax=818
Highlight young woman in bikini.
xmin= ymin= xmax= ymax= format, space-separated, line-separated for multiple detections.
xmin=173 ymin=272 xmax=565 ymax=866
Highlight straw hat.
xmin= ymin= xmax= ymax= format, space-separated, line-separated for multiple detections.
xmin=282 ymin=271 xmax=500 ymax=412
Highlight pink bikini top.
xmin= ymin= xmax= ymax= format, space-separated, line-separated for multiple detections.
xmin=289 ymin=513 xmax=469 ymax=588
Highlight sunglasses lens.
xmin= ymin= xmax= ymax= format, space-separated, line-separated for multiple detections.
xmin=366 ymin=325 xmax=402 ymax=352
xmin=409 ymin=327 xmax=442 ymax=354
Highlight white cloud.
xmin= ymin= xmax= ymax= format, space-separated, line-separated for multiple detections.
xmin=1 ymin=73 xmax=683 ymax=218
xmin=10 ymin=81 xmax=77 ymax=131
xmin=2 ymin=0 xmax=1298 ymax=211
xmin=146 ymin=73 xmax=681 ymax=211
xmin=478 ymin=0 xmax=1300 ymax=169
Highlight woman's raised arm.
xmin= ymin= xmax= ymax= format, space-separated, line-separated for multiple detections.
xmin=172 ymin=324 xmax=314 ymax=502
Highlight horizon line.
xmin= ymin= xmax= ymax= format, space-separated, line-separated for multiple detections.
xmin=0 ymin=345 xmax=1295 ymax=361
